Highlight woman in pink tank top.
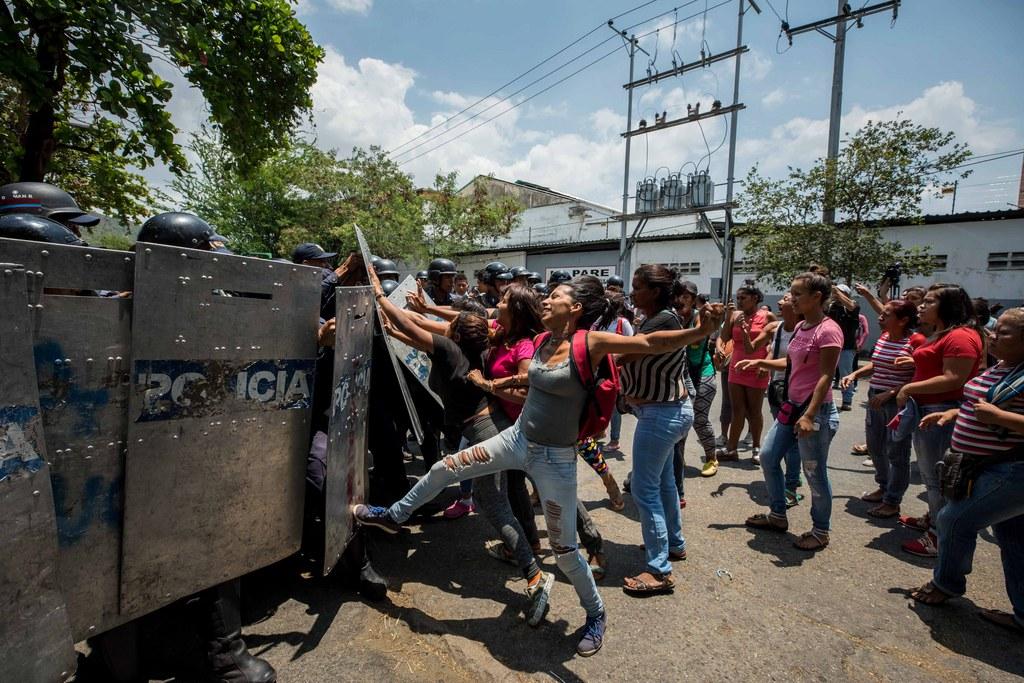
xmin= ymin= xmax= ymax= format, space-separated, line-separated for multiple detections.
xmin=720 ymin=282 xmax=776 ymax=463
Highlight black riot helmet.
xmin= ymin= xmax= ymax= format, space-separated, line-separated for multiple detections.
xmin=480 ymin=261 xmax=509 ymax=285
xmin=374 ymin=258 xmax=400 ymax=279
xmin=0 ymin=182 xmax=100 ymax=232
xmin=548 ymin=269 xmax=572 ymax=285
xmin=415 ymin=270 xmax=429 ymax=280
xmin=0 ymin=213 xmax=86 ymax=246
xmin=532 ymin=283 xmax=549 ymax=296
xmin=606 ymin=275 xmax=625 ymax=289
xmin=136 ymin=212 xmax=230 ymax=251
xmin=526 ymin=271 xmax=542 ymax=285
xmin=380 ymin=279 xmax=400 ymax=296
xmin=427 ymin=257 xmax=458 ymax=283
xmin=509 ymin=266 xmax=530 ymax=281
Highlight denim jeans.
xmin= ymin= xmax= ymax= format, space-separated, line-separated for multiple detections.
xmin=610 ymin=407 xmax=622 ymax=442
xmin=386 ymin=420 xmax=604 ymax=618
xmin=768 ymin=404 xmax=802 ymax=493
xmin=865 ymin=388 xmax=911 ymax=505
xmin=760 ymin=403 xmax=839 ymax=532
xmin=838 ymin=349 xmax=857 ymax=406
xmin=912 ymin=401 xmax=958 ymax=527
xmin=932 ymin=461 xmax=1024 ymax=628
xmin=631 ymin=400 xmax=694 ymax=575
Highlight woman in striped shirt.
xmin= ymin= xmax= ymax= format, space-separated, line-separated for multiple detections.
xmin=840 ymin=300 xmax=925 ymax=518
xmin=910 ymin=308 xmax=1024 ymax=634
xmin=620 ymin=264 xmax=695 ymax=594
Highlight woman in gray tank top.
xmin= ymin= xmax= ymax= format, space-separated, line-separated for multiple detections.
xmin=354 ymin=275 xmax=725 ymax=657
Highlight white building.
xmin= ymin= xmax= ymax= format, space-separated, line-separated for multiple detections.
xmin=458 ymin=176 xmax=1024 ymax=307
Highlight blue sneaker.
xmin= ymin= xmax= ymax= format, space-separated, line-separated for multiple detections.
xmin=352 ymin=504 xmax=402 ymax=534
xmin=576 ymin=612 xmax=606 ymax=657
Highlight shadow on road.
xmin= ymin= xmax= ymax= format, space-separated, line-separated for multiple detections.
xmin=892 ymin=589 xmax=1024 ymax=678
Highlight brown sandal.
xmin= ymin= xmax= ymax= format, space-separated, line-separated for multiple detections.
xmin=860 ymin=489 xmax=884 ymax=503
xmin=602 ymin=472 xmax=625 ymax=511
xmin=911 ymin=581 xmax=951 ymax=606
xmin=793 ymin=530 xmax=830 ymax=551
xmin=867 ymin=503 xmax=900 ymax=519
xmin=622 ymin=571 xmax=675 ymax=595
xmin=588 ymin=552 xmax=607 ymax=580
xmin=851 ymin=444 xmax=869 ymax=455
xmin=745 ymin=513 xmax=789 ymax=532
xmin=669 ymin=549 xmax=687 ymax=561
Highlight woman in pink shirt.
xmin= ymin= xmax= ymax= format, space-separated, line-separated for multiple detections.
xmin=737 ymin=272 xmax=843 ymax=551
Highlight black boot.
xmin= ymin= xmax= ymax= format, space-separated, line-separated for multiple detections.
xmin=358 ymin=558 xmax=388 ymax=602
xmin=335 ymin=531 xmax=388 ymax=601
xmin=199 ymin=580 xmax=276 ymax=683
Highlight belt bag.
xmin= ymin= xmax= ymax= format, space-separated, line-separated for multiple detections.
xmin=776 ymin=398 xmax=809 ymax=426
xmin=767 ymin=378 xmax=787 ymax=410
xmin=938 ymin=447 xmax=1024 ymax=501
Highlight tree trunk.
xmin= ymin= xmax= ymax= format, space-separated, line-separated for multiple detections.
xmin=18 ymin=26 xmax=65 ymax=182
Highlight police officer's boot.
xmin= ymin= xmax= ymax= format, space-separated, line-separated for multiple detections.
xmin=200 ymin=580 xmax=276 ymax=683
xmin=336 ymin=531 xmax=387 ymax=601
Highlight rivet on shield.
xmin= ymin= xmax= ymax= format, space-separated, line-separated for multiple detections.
xmin=33 ymin=490 xmax=40 ymax=496
xmin=85 ymin=253 xmax=92 ymax=261
xmin=41 ymin=250 xmax=49 ymax=256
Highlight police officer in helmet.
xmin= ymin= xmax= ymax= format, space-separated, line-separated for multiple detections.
xmin=0 ymin=212 xmax=86 ymax=246
xmin=134 ymin=210 xmax=276 ymax=683
xmin=476 ymin=261 xmax=509 ymax=308
xmin=509 ymin=265 xmax=531 ymax=287
xmin=425 ymin=257 xmax=458 ymax=306
xmin=547 ymin=269 xmax=572 ymax=287
xmin=526 ymin=271 xmax=542 ymax=286
xmin=605 ymin=274 xmax=625 ymax=293
xmin=0 ymin=181 xmax=100 ymax=237
xmin=415 ymin=270 xmax=429 ymax=287
xmin=373 ymin=258 xmax=400 ymax=283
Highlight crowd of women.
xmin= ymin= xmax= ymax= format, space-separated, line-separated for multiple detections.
xmin=350 ymin=260 xmax=1024 ymax=656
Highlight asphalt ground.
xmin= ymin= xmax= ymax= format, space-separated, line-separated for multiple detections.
xmin=77 ymin=385 xmax=1023 ymax=682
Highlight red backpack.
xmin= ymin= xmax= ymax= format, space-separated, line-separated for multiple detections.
xmin=534 ymin=329 xmax=620 ymax=440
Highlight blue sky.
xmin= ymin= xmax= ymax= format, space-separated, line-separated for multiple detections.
xmin=160 ymin=0 xmax=1024 ymax=213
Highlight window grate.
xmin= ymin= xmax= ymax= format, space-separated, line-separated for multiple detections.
xmin=988 ymin=252 xmax=1024 ymax=270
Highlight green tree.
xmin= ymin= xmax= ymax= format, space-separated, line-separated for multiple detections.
xmin=737 ymin=118 xmax=972 ymax=287
xmin=175 ymin=134 xmax=428 ymax=261
xmin=0 ymin=0 xmax=323 ymax=182
xmin=1 ymin=76 xmax=162 ymax=224
xmin=423 ymin=172 xmax=522 ymax=258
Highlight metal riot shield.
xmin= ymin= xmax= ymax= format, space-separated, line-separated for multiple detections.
xmin=120 ymin=244 xmax=321 ymax=615
xmin=0 ymin=264 xmax=77 ymax=682
xmin=353 ymin=225 xmax=424 ymax=442
xmin=387 ymin=275 xmax=442 ymax=405
xmin=0 ymin=237 xmax=135 ymax=641
xmin=321 ymin=286 xmax=373 ymax=575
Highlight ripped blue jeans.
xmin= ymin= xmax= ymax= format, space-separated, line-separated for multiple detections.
xmin=386 ymin=420 xmax=604 ymax=619
xmin=760 ymin=403 xmax=840 ymax=532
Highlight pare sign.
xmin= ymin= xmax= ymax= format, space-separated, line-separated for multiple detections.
xmin=544 ymin=266 xmax=617 ymax=281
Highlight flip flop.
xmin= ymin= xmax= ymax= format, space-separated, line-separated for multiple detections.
xmin=978 ymin=608 xmax=1024 ymax=635
xmin=911 ymin=581 xmax=951 ymax=606
xmin=851 ymin=444 xmax=869 ymax=455
xmin=867 ymin=504 xmax=900 ymax=519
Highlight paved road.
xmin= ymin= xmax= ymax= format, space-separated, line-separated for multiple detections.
xmin=87 ymin=388 xmax=1022 ymax=682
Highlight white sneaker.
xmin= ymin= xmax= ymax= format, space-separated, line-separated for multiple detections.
xmin=751 ymin=447 xmax=760 ymax=465
xmin=525 ymin=571 xmax=554 ymax=627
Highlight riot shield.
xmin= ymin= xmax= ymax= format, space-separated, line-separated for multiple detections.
xmin=120 ymin=244 xmax=321 ymax=615
xmin=0 ymin=264 xmax=77 ymax=682
xmin=0 ymin=237 xmax=135 ymax=641
xmin=321 ymin=286 xmax=373 ymax=575
xmin=353 ymin=225 xmax=424 ymax=442
xmin=387 ymin=276 xmax=443 ymax=406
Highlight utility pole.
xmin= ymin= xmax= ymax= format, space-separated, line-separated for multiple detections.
xmin=609 ymin=23 xmax=647 ymax=284
xmin=782 ymin=1 xmax=900 ymax=225
xmin=721 ymin=0 xmax=751 ymax=301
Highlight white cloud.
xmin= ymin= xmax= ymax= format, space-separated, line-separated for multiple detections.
xmin=325 ymin=0 xmax=372 ymax=15
xmin=761 ymin=87 xmax=785 ymax=108
xmin=738 ymin=81 xmax=1019 ymax=181
xmin=743 ymin=49 xmax=772 ymax=81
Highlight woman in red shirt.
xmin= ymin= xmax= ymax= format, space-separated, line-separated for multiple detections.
xmin=894 ymin=284 xmax=982 ymax=558
xmin=718 ymin=282 xmax=776 ymax=464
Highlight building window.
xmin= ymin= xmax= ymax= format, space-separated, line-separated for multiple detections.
xmin=732 ymin=259 xmax=754 ymax=273
xmin=988 ymin=252 xmax=1024 ymax=270
xmin=658 ymin=261 xmax=700 ymax=274
xmin=931 ymin=254 xmax=948 ymax=270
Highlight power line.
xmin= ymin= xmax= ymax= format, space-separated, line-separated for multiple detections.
xmin=397 ymin=0 xmax=733 ymax=166
xmin=393 ymin=1 xmax=706 ymax=162
xmin=387 ymin=0 xmax=662 ymax=156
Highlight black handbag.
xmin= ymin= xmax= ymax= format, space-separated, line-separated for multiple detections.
xmin=766 ymin=325 xmax=787 ymax=411
xmin=938 ymin=446 xmax=1024 ymax=501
